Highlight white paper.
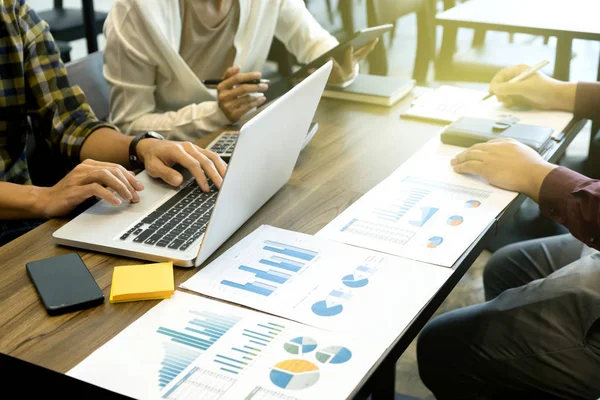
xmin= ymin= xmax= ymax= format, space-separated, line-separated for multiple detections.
xmin=181 ymin=225 xmax=452 ymax=342
xmin=317 ymin=139 xmax=518 ymax=267
xmin=402 ymin=85 xmax=488 ymax=123
xmin=68 ymin=291 xmax=380 ymax=400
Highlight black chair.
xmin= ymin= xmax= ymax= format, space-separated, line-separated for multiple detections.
xmin=38 ymin=0 xmax=107 ymax=54
xmin=56 ymin=40 xmax=72 ymax=63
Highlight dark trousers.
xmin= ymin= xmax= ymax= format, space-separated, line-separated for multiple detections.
xmin=417 ymin=234 xmax=600 ymax=400
xmin=0 ymin=219 xmax=44 ymax=247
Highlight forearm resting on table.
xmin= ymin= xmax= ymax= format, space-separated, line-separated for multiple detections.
xmin=79 ymin=128 xmax=134 ymax=167
xmin=0 ymin=182 xmax=47 ymax=219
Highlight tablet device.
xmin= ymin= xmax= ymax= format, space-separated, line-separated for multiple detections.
xmin=294 ymin=24 xmax=394 ymax=78
xmin=265 ymin=24 xmax=394 ymax=101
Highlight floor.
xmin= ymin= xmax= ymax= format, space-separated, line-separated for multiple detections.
xmin=29 ymin=0 xmax=599 ymax=398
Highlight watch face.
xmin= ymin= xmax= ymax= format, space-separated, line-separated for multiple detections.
xmin=147 ymin=131 xmax=165 ymax=140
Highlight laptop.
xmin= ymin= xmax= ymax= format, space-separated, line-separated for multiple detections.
xmin=53 ymin=62 xmax=333 ymax=267
xmin=205 ymin=121 xmax=319 ymax=162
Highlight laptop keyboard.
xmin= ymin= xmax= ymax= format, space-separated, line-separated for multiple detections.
xmin=119 ymin=180 xmax=218 ymax=251
xmin=207 ymin=132 xmax=238 ymax=157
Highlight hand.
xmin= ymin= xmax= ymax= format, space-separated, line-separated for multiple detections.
xmin=450 ymin=138 xmax=557 ymax=201
xmin=217 ymin=66 xmax=268 ymax=122
xmin=328 ymin=39 xmax=379 ymax=86
xmin=136 ymin=139 xmax=227 ymax=192
xmin=489 ymin=64 xmax=576 ymax=111
xmin=35 ymin=159 xmax=144 ymax=218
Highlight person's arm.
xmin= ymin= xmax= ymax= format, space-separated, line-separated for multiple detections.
xmin=538 ymin=167 xmax=600 ymax=249
xmin=274 ymin=0 xmax=339 ymax=65
xmin=450 ymin=138 xmax=600 ymax=251
xmin=103 ymin=2 xmax=229 ymax=139
xmin=574 ymin=82 xmax=600 ymax=123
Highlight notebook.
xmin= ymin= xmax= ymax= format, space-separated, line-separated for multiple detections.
xmin=400 ymin=85 xmax=488 ymax=123
xmin=322 ymin=74 xmax=415 ymax=106
xmin=440 ymin=116 xmax=554 ymax=154
xmin=109 ymin=262 xmax=174 ymax=303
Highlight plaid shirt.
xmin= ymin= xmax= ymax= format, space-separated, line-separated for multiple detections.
xmin=0 ymin=0 xmax=114 ymax=185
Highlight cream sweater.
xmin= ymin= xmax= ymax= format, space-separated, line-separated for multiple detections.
xmin=104 ymin=0 xmax=339 ymax=140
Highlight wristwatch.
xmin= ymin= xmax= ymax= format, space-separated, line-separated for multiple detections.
xmin=129 ymin=131 xmax=164 ymax=170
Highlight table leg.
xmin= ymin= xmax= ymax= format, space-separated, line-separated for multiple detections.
xmin=553 ymin=36 xmax=572 ymax=81
xmin=370 ymin=361 xmax=396 ymax=400
xmin=82 ymin=0 xmax=98 ymax=54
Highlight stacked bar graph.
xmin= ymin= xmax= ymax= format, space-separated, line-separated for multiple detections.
xmin=214 ymin=321 xmax=286 ymax=375
xmin=373 ymin=188 xmax=430 ymax=222
xmin=262 ymin=240 xmax=318 ymax=261
xmin=156 ymin=310 xmax=241 ymax=388
xmin=220 ymin=240 xmax=319 ymax=296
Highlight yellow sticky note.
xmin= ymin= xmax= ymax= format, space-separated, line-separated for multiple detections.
xmin=110 ymin=262 xmax=174 ymax=303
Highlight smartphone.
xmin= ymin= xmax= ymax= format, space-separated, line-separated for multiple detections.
xmin=27 ymin=253 xmax=104 ymax=316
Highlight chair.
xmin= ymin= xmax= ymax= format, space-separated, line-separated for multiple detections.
xmin=65 ymin=51 xmax=110 ymax=121
xmin=38 ymin=0 xmax=108 ymax=54
xmin=56 ymin=41 xmax=72 ymax=63
xmin=367 ymin=0 xmax=435 ymax=84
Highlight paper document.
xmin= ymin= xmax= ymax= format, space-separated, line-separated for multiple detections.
xmin=69 ymin=291 xmax=380 ymax=400
xmin=401 ymin=85 xmax=488 ymax=123
xmin=318 ymin=139 xmax=518 ymax=267
xmin=181 ymin=225 xmax=452 ymax=341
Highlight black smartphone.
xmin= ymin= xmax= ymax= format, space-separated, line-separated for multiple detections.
xmin=26 ymin=253 xmax=104 ymax=316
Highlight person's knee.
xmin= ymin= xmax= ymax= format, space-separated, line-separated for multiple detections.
xmin=417 ymin=311 xmax=466 ymax=391
xmin=483 ymin=243 xmax=522 ymax=299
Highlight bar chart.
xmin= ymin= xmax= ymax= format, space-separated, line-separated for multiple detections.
xmin=156 ymin=310 xmax=241 ymax=388
xmin=373 ymin=187 xmax=430 ymax=222
xmin=220 ymin=240 xmax=319 ymax=297
xmin=214 ymin=320 xmax=286 ymax=375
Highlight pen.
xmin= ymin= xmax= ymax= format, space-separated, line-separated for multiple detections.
xmin=482 ymin=60 xmax=550 ymax=100
xmin=202 ymin=78 xmax=270 ymax=87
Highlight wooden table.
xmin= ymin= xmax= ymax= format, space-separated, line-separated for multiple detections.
xmin=0 ymin=91 xmax=586 ymax=399
xmin=436 ymin=0 xmax=600 ymax=81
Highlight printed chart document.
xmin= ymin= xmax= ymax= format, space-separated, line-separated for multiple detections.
xmin=181 ymin=225 xmax=452 ymax=341
xmin=318 ymin=139 xmax=518 ymax=267
xmin=69 ymin=291 xmax=380 ymax=400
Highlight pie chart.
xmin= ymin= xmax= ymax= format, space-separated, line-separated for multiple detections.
xmin=342 ymin=274 xmax=369 ymax=288
xmin=447 ymin=215 xmax=464 ymax=226
xmin=315 ymin=346 xmax=353 ymax=364
xmin=269 ymin=359 xmax=320 ymax=390
xmin=311 ymin=300 xmax=343 ymax=317
xmin=427 ymin=236 xmax=443 ymax=248
xmin=284 ymin=337 xmax=318 ymax=355
xmin=465 ymin=200 xmax=481 ymax=208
